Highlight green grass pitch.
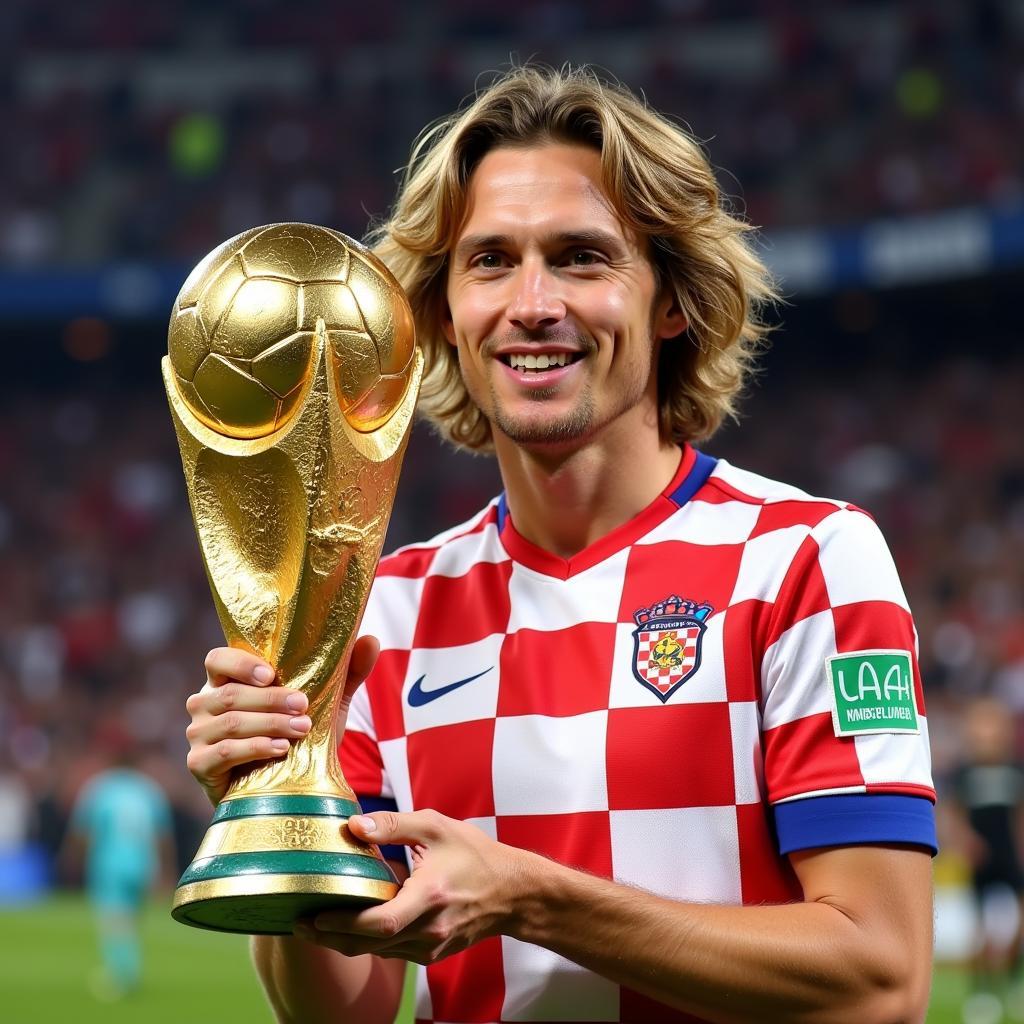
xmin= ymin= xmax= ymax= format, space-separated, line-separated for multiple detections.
xmin=0 ymin=894 xmax=964 ymax=1022
xmin=0 ymin=893 xmax=416 ymax=1024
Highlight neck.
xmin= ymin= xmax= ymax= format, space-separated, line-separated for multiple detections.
xmin=493 ymin=420 xmax=683 ymax=560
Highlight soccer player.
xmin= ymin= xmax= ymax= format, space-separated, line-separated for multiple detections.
xmin=951 ymin=697 xmax=1024 ymax=1023
xmin=64 ymin=744 xmax=174 ymax=998
xmin=185 ymin=67 xmax=936 ymax=1023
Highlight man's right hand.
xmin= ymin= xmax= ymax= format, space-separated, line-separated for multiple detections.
xmin=185 ymin=635 xmax=380 ymax=806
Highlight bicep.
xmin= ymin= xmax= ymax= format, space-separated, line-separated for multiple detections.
xmin=791 ymin=845 xmax=933 ymax=1011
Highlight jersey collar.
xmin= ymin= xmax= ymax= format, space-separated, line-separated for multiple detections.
xmin=496 ymin=444 xmax=718 ymax=580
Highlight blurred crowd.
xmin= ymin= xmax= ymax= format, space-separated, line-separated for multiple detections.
xmin=0 ymin=347 xmax=1021 ymax=877
xmin=1 ymin=0 xmax=1022 ymax=267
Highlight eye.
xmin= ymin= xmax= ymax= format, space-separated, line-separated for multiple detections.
xmin=473 ymin=252 xmax=506 ymax=270
xmin=567 ymin=249 xmax=602 ymax=267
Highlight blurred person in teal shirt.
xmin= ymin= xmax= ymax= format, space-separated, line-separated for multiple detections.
xmin=64 ymin=741 xmax=175 ymax=999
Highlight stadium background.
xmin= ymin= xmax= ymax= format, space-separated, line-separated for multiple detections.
xmin=0 ymin=1 xmax=1021 ymax=1020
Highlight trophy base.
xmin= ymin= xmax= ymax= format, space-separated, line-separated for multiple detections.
xmin=171 ymin=794 xmax=401 ymax=935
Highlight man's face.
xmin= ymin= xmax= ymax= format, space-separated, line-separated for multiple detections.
xmin=444 ymin=143 xmax=684 ymax=451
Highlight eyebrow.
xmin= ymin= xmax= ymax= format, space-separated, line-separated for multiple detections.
xmin=453 ymin=229 xmax=630 ymax=262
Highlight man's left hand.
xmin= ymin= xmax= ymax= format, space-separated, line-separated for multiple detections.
xmin=296 ymin=809 xmax=530 ymax=964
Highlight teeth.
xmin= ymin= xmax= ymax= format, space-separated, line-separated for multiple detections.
xmin=507 ymin=353 xmax=573 ymax=371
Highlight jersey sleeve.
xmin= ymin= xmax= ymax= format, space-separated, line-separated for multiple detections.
xmin=759 ymin=507 xmax=936 ymax=853
xmin=338 ymin=573 xmax=399 ymax=805
xmin=339 ymin=681 xmax=393 ymax=802
xmin=339 ymin=682 xmax=406 ymax=865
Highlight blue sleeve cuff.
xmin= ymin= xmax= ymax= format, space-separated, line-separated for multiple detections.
xmin=774 ymin=794 xmax=937 ymax=856
xmin=356 ymin=795 xmax=406 ymax=867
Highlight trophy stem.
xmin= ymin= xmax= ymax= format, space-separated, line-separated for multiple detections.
xmin=221 ymin=683 xmax=351 ymax=802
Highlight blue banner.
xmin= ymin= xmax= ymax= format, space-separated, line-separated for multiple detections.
xmin=0 ymin=203 xmax=1021 ymax=317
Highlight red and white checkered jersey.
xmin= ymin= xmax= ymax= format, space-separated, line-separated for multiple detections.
xmin=340 ymin=445 xmax=935 ymax=1024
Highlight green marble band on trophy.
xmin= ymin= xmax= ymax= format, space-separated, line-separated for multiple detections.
xmin=171 ymin=796 xmax=399 ymax=934
xmin=162 ymin=223 xmax=422 ymax=934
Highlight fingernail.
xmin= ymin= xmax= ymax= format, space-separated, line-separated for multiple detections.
xmin=253 ymin=665 xmax=275 ymax=684
xmin=289 ymin=716 xmax=311 ymax=735
xmin=285 ymin=692 xmax=306 ymax=712
xmin=294 ymin=923 xmax=314 ymax=940
xmin=271 ymin=738 xmax=290 ymax=753
xmin=350 ymin=814 xmax=376 ymax=834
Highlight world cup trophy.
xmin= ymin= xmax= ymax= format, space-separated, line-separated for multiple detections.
xmin=161 ymin=223 xmax=422 ymax=934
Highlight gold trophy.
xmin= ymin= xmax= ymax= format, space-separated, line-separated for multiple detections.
xmin=162 ymin=223 xmax=422 ymax=934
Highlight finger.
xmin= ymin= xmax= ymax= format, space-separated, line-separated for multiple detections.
xmin=313 ymin=885 xmax=426 ymax=938
xmin=302 ymin=906 xmax=393 ymax=937
xmin=186 ymin=735 xmax=291 ymax=779
xmin=187 ymin=710 xmax=311 ymax=746
xmin=341 ymin=635 xmax=381 ymax=704
xmin=204 ymin=646 xmax=276 ymax=687
xmin=304 ymin=934 xmax=437 ymax=964
xmin=199 ymin=681 xmax=308 ymax=718
xmin=295 ymin=918 xmax=434 ymax=961
xmin=294 ymin=923 xmax=391 ymax=958
xmin=347 ymin=808 xmax=445 ymax=847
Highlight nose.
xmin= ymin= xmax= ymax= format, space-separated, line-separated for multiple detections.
xmin=506 ymin=258 xmax=566 ymax=332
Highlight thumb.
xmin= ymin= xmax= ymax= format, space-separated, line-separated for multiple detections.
xmin=348 ymin=808 xmax=445 ymax=847
xmin=340 ymin=634 xmax=380 ymax=706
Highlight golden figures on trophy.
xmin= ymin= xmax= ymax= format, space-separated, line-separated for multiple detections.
xmin=162 ymin=223 xmax=422 ymax=934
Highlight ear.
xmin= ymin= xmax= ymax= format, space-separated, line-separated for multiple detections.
xmin=653 ymin=290 xmax=688 ymax=341
xmin=441 ymin=303 xmax=457 ymax=347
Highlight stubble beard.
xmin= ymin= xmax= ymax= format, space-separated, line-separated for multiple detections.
xmin=491 ymin=381 xmax=597 ymax=445
xmin=473 ymin=329 xmax=652 ymax=448
xmin=470 ymin=329 xmax=601 ymax=446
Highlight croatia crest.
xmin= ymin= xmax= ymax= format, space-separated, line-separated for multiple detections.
xmin=631 ymin=596 xmax=713 ymax=702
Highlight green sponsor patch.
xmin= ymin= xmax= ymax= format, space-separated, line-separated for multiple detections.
xmin=826 ymin=650 xmax=919 ymax=737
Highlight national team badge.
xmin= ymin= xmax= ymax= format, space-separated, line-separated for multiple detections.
xmin=631 ymin=596 xmax=713 ymax=702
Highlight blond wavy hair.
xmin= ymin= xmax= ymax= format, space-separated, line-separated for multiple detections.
xmin=369 ymin=65 xmax=777 ymax=452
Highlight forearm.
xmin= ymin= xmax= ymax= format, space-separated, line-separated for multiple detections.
xmin=512 ymin=853 xmax=930 ymax=1024
xmin=251 ymin=935 xmax=403 ymax=1024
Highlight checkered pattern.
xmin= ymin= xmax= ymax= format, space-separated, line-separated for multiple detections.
xmin=634 ymin=626 xmax=700 ymax=690
xmin=340 ymin=447 xmax=935 ymax=1024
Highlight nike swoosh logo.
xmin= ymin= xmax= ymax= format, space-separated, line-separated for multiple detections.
xmin=407 ymin=668 xmax=493 ymax=707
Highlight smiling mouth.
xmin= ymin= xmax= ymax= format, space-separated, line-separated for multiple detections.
xmin=500 ymin=352 xmax=584 ymax=372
